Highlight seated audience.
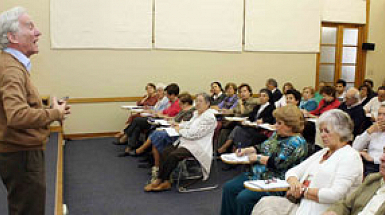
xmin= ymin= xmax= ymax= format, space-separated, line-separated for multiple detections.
xmin=118 ymin=83 xmax=181 ymax=156
xmin=359 ymin=84 xmax=375 ymax=106
xmin=220 ymin=105 xmax=307 ymax=215
xmin=353 ymin=104 xmax=385 ymax=176
xmin=265 ymin=78 xmax=282 ymax=103
xmin=338 ymin=88 xmax=367 ymax=137
xmin=151 ymin=83 xmax=170 ymax=113
xmin=126 ymin=93 xmax=196 ymax=179
xmin=136 ymin=83 xmax=158 ymax=107
xmin=300 ymin=86 xmax=318 ymax=111
xmin=364 ymin=86 xmax=385 ymax=121
xmin=308 ymin=86 xmax=341 ymax=117
xmin=217 ymin=82 xmax=239 ymax=110
xmin=285 ymin=89 xmax=301 ymax=107
xmin=124 ymin=93 xmax=195 ymax=156
xmin=363 ymin=78 xmax=377 ymax=97
xmin=275 ymin=82 xmax=295 ymax=108
xmin=210 ymin=81 xmax=227 ymax=107
xmin=222 ymin=83 xmax=259 ymax=116
xmin=217 ymin=84 xmax=259 ymax=149
xmin=314 ymin=82 xmax=326 ymax=103
xmin=144 ymin=93 xmax=217 ymax=192
xmin=217 ymin=89 xmax=275 ymax=154
xmin=335 ymin=79 xmax=347 ymax=102
xmin=113 ymin=83 xmax=167 ymax=143
xmin=252 ymin=109 xmax=363 ymax=215
xmin=323 ymin=146 xmax=385 ymax=215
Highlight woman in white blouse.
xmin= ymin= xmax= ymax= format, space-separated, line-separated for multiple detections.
xmin=252 ymin=109 xmax=363 ymax=215
xmin=144 ymin=93 xmax=217 ymax=192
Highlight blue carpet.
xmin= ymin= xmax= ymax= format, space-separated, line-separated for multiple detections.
xmin=63 ymin=137 xmax=240 ymax=215
xmin=0 ymin=133 xmax=58 ymax=215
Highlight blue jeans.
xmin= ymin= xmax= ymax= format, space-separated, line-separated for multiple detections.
xmin=220 ymin=173 xmax=285 ymax=215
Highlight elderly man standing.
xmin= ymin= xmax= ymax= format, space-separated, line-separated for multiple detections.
xmin=0 ymin=7 xmax=70 ymax=215
xmin=353 ymin=104 xmax=385 ymax=176
xmin=323 ymin=146 xmax=385 ymax=215
xmin=338 ymin=87 xmax=367 ymax=137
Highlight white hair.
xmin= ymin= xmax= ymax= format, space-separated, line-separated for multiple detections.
xmin=317 ymin=109 xmax=354 ymax=142
xmin=0 ymin=7 xmax=26 ymax=49
xmin=348 ymin=87 xmax=360 ymax=99
xmin=156 ymin=83 xmax=166 ymax=90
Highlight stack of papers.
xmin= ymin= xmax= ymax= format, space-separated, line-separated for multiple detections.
xmin=150 ymin=119 xmax=171 ymax=126
xmin=244 ymin=179 xmax=289 ymax=190
xmin=221 ymin=153 xmax=249 ymax=163
xmin=306 ymin=118 xmax=317 ymax=123
xmin=140 ymin=113 xmax=153 ymax=117
xmin=258 ymin=123 xmax=276 ymax=131
xmin=160 ymin=127 xmax=179 ymax=137
xmin=121 ymin=105 xmax=143 ymax=110
xmin=224 ymin=117 xmax=247 ymax=122
xmin=242 ymin=121 xmax=276 ymax=131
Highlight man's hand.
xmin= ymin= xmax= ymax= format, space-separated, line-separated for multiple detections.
xmin=52 ymin=97 xmax=70 ymax=120
xmin=360 ymin=151 xmax=374 ymax=162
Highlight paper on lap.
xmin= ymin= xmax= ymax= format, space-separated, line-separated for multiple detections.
xmin=221 ymin=153 xmax=249 ymax=163
xmin=244 ymin=179 xmax=289 ymax=189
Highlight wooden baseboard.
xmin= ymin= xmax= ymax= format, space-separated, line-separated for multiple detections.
xmin=64 ymin=132 xmax=119 ymax=140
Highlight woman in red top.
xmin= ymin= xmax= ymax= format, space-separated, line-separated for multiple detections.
xmin=307 ymin=86 xmax=340 ymax=117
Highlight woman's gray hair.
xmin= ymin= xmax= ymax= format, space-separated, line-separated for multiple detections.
xmin=195 ymin=93 xmax=211 ymax=106
xmin=156 ymin=82 xmax=166 ymax=90
xmin=0 ymin=7 xmax=26 ymax=49
xmin=317 ymin=109 xmax=354 ymax=142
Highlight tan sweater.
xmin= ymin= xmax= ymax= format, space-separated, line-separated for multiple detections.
xmin=0 ymin=51 xmax=62 ymax=152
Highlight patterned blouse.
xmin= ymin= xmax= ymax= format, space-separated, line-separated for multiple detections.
xmin=218 ymin=95 xmax=238 ymax=109
xmin=249 ymin=132 xmax=307 ymax=180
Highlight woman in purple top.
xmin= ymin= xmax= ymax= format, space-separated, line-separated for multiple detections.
xmin=218 ymin=83 xmax=239 ymax=110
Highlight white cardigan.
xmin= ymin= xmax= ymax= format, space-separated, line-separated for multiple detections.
xmin=178 ymin=109 xmax=217 ymax=180
xmin=285 ymin=145 xmax=363 ymax=215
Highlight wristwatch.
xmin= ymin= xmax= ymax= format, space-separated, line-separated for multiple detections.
xmin=256 ymin=155 xmax=262 ymax=163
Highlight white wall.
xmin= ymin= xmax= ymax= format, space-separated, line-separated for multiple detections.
xmin=3 ymin=0 xmax=384 ymax=134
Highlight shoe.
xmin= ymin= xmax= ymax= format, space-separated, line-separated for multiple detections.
xmin=112 ymin=141 xmax=126 ymax=145
xmin=117 ymin=152 xmax=130 ymax=157
xmin=152 ymin=182 xmax=171 ymax=192
xmin=144 ymin=183 xmax=159 ymax=192
xmin=127 ymin=150 xmax=138 ymax=157
xmin=138 ymin=163 xmax=152 ymax=169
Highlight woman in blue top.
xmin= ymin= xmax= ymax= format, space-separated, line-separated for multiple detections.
xmin=220 ymin=105 xmax=308 ymax=215
xmin=217 ymin=82 xmax=239 ymax=110
xmin=300 ymin=86 xmax=318 ymax=112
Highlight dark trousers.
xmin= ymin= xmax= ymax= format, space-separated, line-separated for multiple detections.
xmin=363 ymin=158 xmax=380 ymax=176
xmin=233 ymin=126 xmax=268 ymax=148
xmin=0 ymin=150 xmax=46 ymax=215
xmin=159 ymin=146 xmax=192 ymax=181
xmin=124 ymin=117 xmax=151 ymax=148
